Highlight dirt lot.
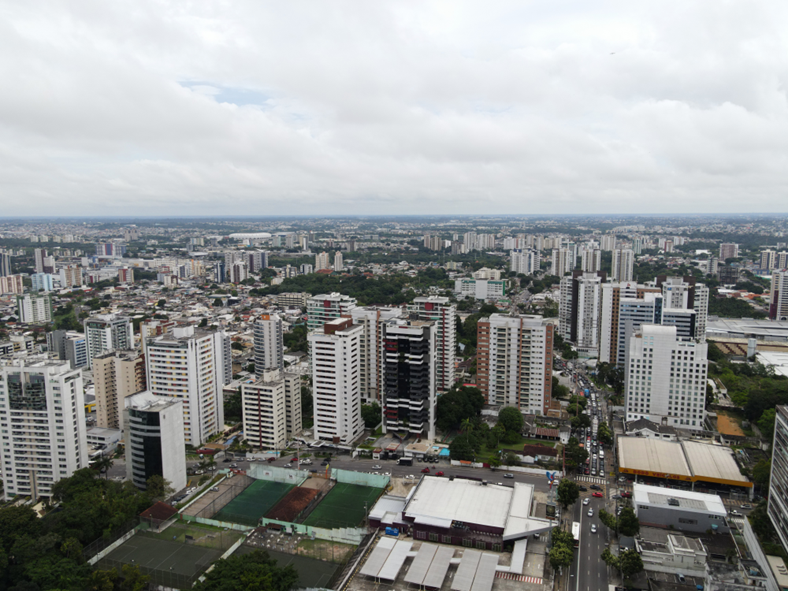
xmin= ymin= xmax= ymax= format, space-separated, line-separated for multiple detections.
xmin=717 ymin=412 xmax=745 ymax=437
xmin=266 ymin=487 xmax=320 ymax=522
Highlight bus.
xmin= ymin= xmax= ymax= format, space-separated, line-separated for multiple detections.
xmin=571 ymin=522 xmax=581 ymax=548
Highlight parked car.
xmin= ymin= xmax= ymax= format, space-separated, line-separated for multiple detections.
xmin=592 ymin=492 xmax=604 ymax=498
xmin=579 ymin=486 xmax=588 ymax=492
xmin=590 ymin=484 xmax=602 ymax=491
xmin=621 ymin=491 xmax=631 ymax=498
xmin=229 ymin=463 xmax=238 ymax=468
xmin=583 ymin=498 xmax=590 ymax=506
xmin=372 ymin=464 xmax=382 ymax=470
xmin=421 ymin=467 xmax=430 ymax=473
xmin=587 ymin=509 xmax=594 ymax=517
xmin=266 ymin=457 xmax=276 ymax=463
xmin=741 ymin=504 xmax=753 ymax=510
xmin=504 ymin=473 xmax=514 ymax=478
xmin=436 ymin=471 xmax=444 ymax=476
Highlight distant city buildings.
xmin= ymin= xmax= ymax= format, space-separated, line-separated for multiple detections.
xmin=84 ymin=314 xmax=134 ymax=368
xmin=719 ymin=243 xmax=739 ymax=261
xmin=16 ymin=293 xmax=53 ymax=323
xmin=306 ymin=292 xmax=357 ymax=332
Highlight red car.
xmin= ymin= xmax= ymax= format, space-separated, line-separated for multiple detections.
xmin=435 ymin=471 xmax=444 ymax=476
xmin=592 ymin=492 xmax=604 ymax=498
xmin=421 ymin=467 xmax=430 ymax=473
xmin=291 ymin=457 xmax=299 ymax=463
xmin=621 ymin=491 xmax=632 ymax=498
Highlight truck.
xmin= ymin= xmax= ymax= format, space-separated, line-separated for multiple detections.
xmin=397 ymin=457 xmax=413 ymax=466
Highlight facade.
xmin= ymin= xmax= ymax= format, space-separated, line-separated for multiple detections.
xmin=95 ymin=242 xmax=126 ymax=258
xmin=760 ymin=250 xmax=777 ymax=271
xmin=241 ymin=369 xmax=302 ymax=450
xmin=47 ymin=330 xmax=88 ymax=369
xmin=510 ymin=249 xmax=539 ymax=275
xmin=16 ymin=293 xmax=53 ymax=323
xmin=306 ymin=292 xmax=358 ymax=332
xmin=0 ymin=357 xmax=88 ymax=500
xmin=0 ymin=251 xmax=10 ymax=277
xmin=30 ymin=273 xmax=55 ymax=292
xmin=770 ymin=271 xmax=788 ymax=321
xmin=624 ymin=324 xmax=708 ymax=430
xmin=334 ymin=251 xmax=344 ymax=272
xmin=59 ymin=265 xmax=83 ymax=288
xmin=551 ymin=248 xmax=574 ymax=277
xmin=381 ymin=319 xmax=437 ymax=440
xmin=277 ymin=292 xmax=309 ymax=308
xmin=350 ymin=306 xmax=404 ymax=403
xmin=611 ymin=248 xmax=635 ymax=282
xmin=0 ymin=275 xmax=24 ymax=295
xmin=409 ymin=297 xmax=457 ymax=393
xmin=308 ymin=318 xmax=364 ymax=444
xmin=84 ymin=314 xmax=134 ymax=367
xmin=139 ymin=319 xmax=175 ymax=354
xmin=476 ymin=314 xmax=553 ymax=414
xmin=124 ymin=390 xmax=186 ymax=492
xmin=651 ymin=276 xmax=709 ymax=342
xmin=34 ymin=248 xmax=47 ymax=273
xmin=598 ymin=282 xmax=661 ymax=364
xmin=580 ymin=247 xmax=601 ymax=273
xmin=616 ymin=293 xmax=664 ymax=366
xmin=769 ymin=405 xmax=788 ymax=550
xmin=254 ymin=313 xmax=284 ymax=375
xmin=93 ymin=350 xmax=146 ymax=429
xmin=453 ymin=278 xmax=506 ymax=301
xmin=117 ymin=267 xmax=134 ymax=284
xmin=600 ymin=234 xmax=617 ymax=251
xmin=145 ymin=326 xmax=231 ymax=446
xmin=633 ymin=484 xmax=729 ymax=534
xmin=558 ymin=271 xmax=605 ymax=354
xmin=719 ymin=243 xmax=739 ymax=261
xmin=315 ymin=251 xmax=330 ymax=271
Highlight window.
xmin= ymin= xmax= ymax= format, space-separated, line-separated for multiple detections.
xmin=442 ymin=535 xmax=452 ymax=544
xmin=429 ymin=533 xmax=439 ymax=542
xmin=475 ymin=540 xmax=486 ymax=550
xmin=462 ymin=539 xmax=472 ymax=547
xmin=678 ymin=518 xmax=697 ymax=525
xmin=415 ymin=531 xmax=427 ymax=540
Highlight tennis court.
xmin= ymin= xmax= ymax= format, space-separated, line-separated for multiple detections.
xmin=214 ymin=479 xmax=294 ymax=526
xmin=303 ymin=483 xmax=384 ymax=528
xmin=234 ymin=546 xmax=340 ymax=589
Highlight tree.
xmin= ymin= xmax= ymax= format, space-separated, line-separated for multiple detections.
xmin=564 ymin=437 xmax=588 ymax=471
xmin=224 ymin=388 xmax=242 ymax=423
xmin=617 ymin=507 xmax=640 ymax=537
xmin=601 ymin=547 xmax=618 ymax=569
xmin=146 ymin=475 xmax=174 ymax=500
xmin=435 ymin=386 xmax=484 ymax=433
xmin=556 ymin=479 xmax=580 ymax=510
xmin=504 ymin=452 xmax=520 ymax=466
xmin=571 ymin=414 xmax=591 ymax=431
xmin=597 ymin=422 xmax=613 ymax=446
xmin=548 ymin=544 xmax=573 ymax=571
xmin=598 ymin=509 xmax=618 ymax=531
xmin=157 ymin=299 xmax=166 ymax=307
xmin=92 ymin=455 xmax=114 ymax=479
xmin=618 ymin=549 xmax=644 ymax=579
xmin=753 ymin=459 xmax=772 ymax=489
xmin=192 ymin=549 xmax=298 ymax=591
xmin=758 ymin=408 xmax=777 ymax=442
xmin=361 ymin=403 xmax=381 ymax=429
xmin=498 ymin=406 xmax=524 ymax=434
xmin=450 ymin=433 xmax=480 ymax=462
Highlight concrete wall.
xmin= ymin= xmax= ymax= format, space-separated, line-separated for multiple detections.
xmin=635 ymin=504 xmax=729 ymax=534
xmin=248 ymin=463 xmax=309 ymax=484
xmin=257 ymin=517 xmax=367 ymax=544
xmin=332 ymin=467 xmax=390 ymax=489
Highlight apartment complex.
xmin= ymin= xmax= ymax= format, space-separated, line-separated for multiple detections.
xmin=349 ymin=306 xmax=404 ymax=403
xmin=381 ymin=319 xmax=437 ymax=440
xmin=93 ymin=350 xmax=146 ymax=429
xmin=611 ymin=248 xmax=635 ymax=282
xmin=84 ymin=314 xmax=134 ymax=367
xmin=770 ymin=271 xmax=788 ymax=321
xmin=559 ymin=271 xmax=606 ymax=355
xmin=308 ymin=318 xmax=364 ymax=444
xmin=0 ymin=275 xmax=23 ymax=295
xmin=124 ymin=390 xmax=186 ymax=492
xmin=144 ymin=326 xmax=231 ymax=446
xmin=551 ymin=248 xmax=575 ymax=277
xmin=47 ymin=330 xmax=88 ymax=370
xmin=315 ymin=252 xmax=330 ymax=271
xmin=580 ymin=248 xmax=601 ymax=273
xmin=0 ymin=358 xmax=88 ymax=500
xmin=599 ymin=282 xmax=662 ymax=364
xmin=241 ymin=369 xmax=302 ymax=450
xmin=624 ymin=324 xmax=708 ymax=431
xmin=510 ymin=248 xmax=539 ymax=275
xmin=454 ymin=278 xmax=506 ymax=301
xmin=768 ymin=406 xmax=788 ymax=550
xmin=16 ymin=293 xmax=53 ymax=324
xmin=719 ymin=243 xmax=739 ymax=261
xmin=306 ymin=292 xmax=358 ymax=332
xmin=409 ymin=297 xmax=456 ymax=393
xmin=254 ymin=313 xmax=284 ymax=375
xmin=476 ymin=314 xmax=553 ymax=414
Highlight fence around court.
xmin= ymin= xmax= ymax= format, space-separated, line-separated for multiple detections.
xmin=331 ymin=467 xmax=390 ymax=488
xmin=96 ymin=551 xmax=216 ymax=589
xmin=194 ymin=473 xmax=255 ymax=520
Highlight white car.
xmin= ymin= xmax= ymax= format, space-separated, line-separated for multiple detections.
xmin=405 ymin=475 xmax=416 ymax=479
xmin=372 ymin=465 xmax=382 ymax=470
xmin=588 ymin=509 xmax=594 ymax=517
xmin=583 ymin=498 xmax=590 ymax=506
xmin=591 ymin=524 xmax=597 ymax=533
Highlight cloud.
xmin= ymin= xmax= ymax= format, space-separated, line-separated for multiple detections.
xmin=0 ymin=0 xmax=787 ymax=215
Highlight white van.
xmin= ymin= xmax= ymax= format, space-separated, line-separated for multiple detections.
xmin=599 ymin=450 xmax=605 ymax=460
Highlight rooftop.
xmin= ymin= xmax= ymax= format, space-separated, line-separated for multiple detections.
xmin=633 ymin=483 xmax=726 ymax=514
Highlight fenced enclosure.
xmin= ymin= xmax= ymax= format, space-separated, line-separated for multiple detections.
xmin=302 ymin=483 xmax=385 ymax=529
xmin=190 ymin=473 xmax=255 ymax=520
xmin=213 ymin=479 xmax=294 ymax=526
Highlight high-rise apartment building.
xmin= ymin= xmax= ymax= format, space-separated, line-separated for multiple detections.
xmin=651 ymin=276 xmax=709 ymax=342
xmin=551 ymin=248 xmax=575 ymax=277
xmin=96 ymin=242 xmax=126 ymax=258
xmin=254 ymin=313 xmax=284 ymax=375
xmin=84 ymin=315 xmax=134 ymax=368
xmin=34 ymin=248 xmax=47 ymax=273
xmin=777 ymin=252 xmax=788 ymax=270
xmin=124 ymin=390 xmax=186 ymax=492
xmin=315 ymin=252 xmax=330 ymax=271
xmin=454 ymin=279 xmax=506 ymax=302
xmin=381 ymin=319 xmax=437 ymax=439
xmin=616 ymin=293 xmax=664 ymax=366
xmin=510 ymin=249 xmax=539 ymax=275
xmin=611 ymin=249 xmax=635 ymax=282
xmin=771 ymin=271 xmax=788 ymax=321
xmin=558 ymin=271 xmax=606 ymax=355
xmin=46 ymin=330 xmax=88 ymax=370
xmin=768 ymin=406 xmax=788 ymax=549
xmin=0 ymin=251 xmax=11 ymax=277
xmin=350 ymin=306 xmax=404 ymax=403
xmin=580 ymin=248 xmax=602 ymax=273
xmin=600 ymin=235 xmax=617 ymax=251
xmin=334 ymin=251 xmax=344 ymax=272
xmin=145 ymin=326 xmax=231 ymax=446
xmin=0 ymin=357 xmax=88 ymax=500
xmin=16 ymin=293 xmax=53 ymax=324
xmin=719 ymin=243 xmax=739 ymax=261
xmin=308 ymin=318 xmax=364 ymax=444
xmin=761 ymin=250 xmax=777 ymax=271
xmin=93 ymin=350 xmax=146 ymax=429
xmin=599 ymin=282 xmax=661 ymax=364
xmin=117 ymin=267 xmax=134 ymax=284
xmin=306 ymin=293 xmax=357 ymax=332
xmin=408 ymin=296 xmax=457 ymax=393
xmin=59 ymin=265 xmax=83 ymax=288
xmin=624 ymin=324 xmax=707 ymax=431
xmin=30 ymin=273 xmax=55 ymax=292
xmin=0 ymin=275 xmax=23 ymax=295
xmin=476 ymin=314 xmax=553 ymax=414
xmin=241 ymin=369 xmax=302 ymax=449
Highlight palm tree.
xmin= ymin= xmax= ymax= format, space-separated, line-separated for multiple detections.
xmin=93 ymin=455 xmax=114 ymax=479
xmin=460 ymin=418 xmax=474 ymax=434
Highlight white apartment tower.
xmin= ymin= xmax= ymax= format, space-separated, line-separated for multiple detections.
xmin=124 ymin=390 xmax=186 ymax=492
xmin=771 ymin=271 xmax=788 ymax=321
xmin=652 ymin=277 xmax=709 ymax=342
xmin=308 ymin=318 xmax=364 ymax=444
xmin=84 ymin=314 xmax=134 ymax=368
xmin=510 ymin=249 xmax=539 ymax=275
xmin=334 ymin=251 xmax=344 ymax=272
xmin=241 ymin=369 xmax=302 ymax=450
xmin=350 ymin=306 xmax=404 ymax=403
xmin=0 ymin=357 xmax=88 ymax=501
xmin=581 ymin=248 xmax=602 ymax=273
xmin=600 ymin=235 xmax=617 ymax=251
xmin=254 ymin=313 xmax=284 ymax=375
xmin=558 ymin=271 xmax=605 ymax=355
xmin=16 ymin=293 xmax=53 ymax=324
xmin=476 ymin=314 xmax=553 ymax=414
xmin=625 ymin=324 xmax=708 ymax=431
xmin=611 ymin=249 xmax=635 ymax=282
xmin=306 ymin=293 xmax=357 ymax=332
xmin=551 ymin=248 xmax=574 ymax=277
xmin=409 ymin=296 xmax=457 ymax=393
xmin=315 ymin=252 xmax=330 ymax=271
xmin=145 ymin=326 xmax=231 ymax=446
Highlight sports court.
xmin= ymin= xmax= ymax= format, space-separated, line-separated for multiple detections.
xmin=214 ymin=479 xmax=294 ymax=526
xmin=234 ymin=546 xmax=340 ymax=589
xmin=303 ymin=483 xmax=384 ymax=528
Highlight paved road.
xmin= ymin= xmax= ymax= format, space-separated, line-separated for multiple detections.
xmin=570 ymin=494 xmax=609 ymax=591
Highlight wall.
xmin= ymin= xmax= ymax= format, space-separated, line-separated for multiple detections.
xmin=739 ymin=518 xmax=779 ymax=591
xmin=248 ymin=463 xmax=309 ymax=484
xmin=449 ymin=460 xmax=563 ymax=478
xmin=332 ymin=467 xmax=390 ymax=489
xmin=635 ymin=504 xmax=729 ymax=534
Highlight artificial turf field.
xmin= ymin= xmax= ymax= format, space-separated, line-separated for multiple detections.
xmin=213 ymin=479 xmax=293 ymax=526
xmin=302 ymin=482 xmax=385 ymax=528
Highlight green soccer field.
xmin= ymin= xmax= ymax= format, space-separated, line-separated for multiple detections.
xmin=214 ymin=479 xmax=293 ymax=526
xmin=302 ymin=483 xmax=384 ymax=528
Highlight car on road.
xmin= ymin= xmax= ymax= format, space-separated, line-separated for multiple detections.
xmin=436 ymin=471 xmax=444 ymax=476
xmin=421 ymin=467 xmax=430 ymax=473
xmin=372 ymin=465 xmax=381 ymax=470
xmin=592 ymin=492 xmax=604 ymax=498
xmin=621 ymin=491 xmax=631 ymax=498
xmin=587 ymin=509 xmax=594 ymax=517
xmin=405 ymin=475 xmax=415 ymax=479
xmin=583 ymin=498 xmax=590 ymax=505
xmin=291 ymin=457 xmax=299 ymax=462
xmin=618 ymin=476 xmax=627 ymax=483
xmin=590 ymin=524 xmax=597 ymax=533
xmin=590 ymin=484 xmax=602 ymax=491
xmin=730 ymin=510 xmax=742 ymax=517
xmin=284 ymin=463 xmax=293 ymax=469
xmin=266 ymin=457 xmax=276 ymax=463
xmin=741 ymin=504 xmax=753 ymax=510
xmin=579 ymin=486 xmax=588 ymax=491
xmin=229 ymin=463 xmax=238 ymax=468
xmin=504 ymin=473 xmax=514 ymax=478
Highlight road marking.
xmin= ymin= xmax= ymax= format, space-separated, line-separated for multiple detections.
xmin=495 ymin=573 xmax=542 ymax=584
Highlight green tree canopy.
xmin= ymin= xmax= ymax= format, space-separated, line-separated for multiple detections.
xmin=497 ymin=406 xmax=524 ymax=434
xmin=617 ymin=507 xmax=640 ymax=537
xmin=192 ymin=549 xmax=299 ymax=591
xmin=556 ymin=479 xmax=580 ymax=510
xmin=436 ymin=386 xmax=485 ymax=433
xmin=361 ymin=402 xmax=381 ymax=429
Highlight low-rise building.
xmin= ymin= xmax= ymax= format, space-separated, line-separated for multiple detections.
xmin=633 ymin=483 xmax=730 ymax=534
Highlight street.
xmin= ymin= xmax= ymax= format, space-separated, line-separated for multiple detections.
xmin=570 ymin=494 xmax=609 ymax=591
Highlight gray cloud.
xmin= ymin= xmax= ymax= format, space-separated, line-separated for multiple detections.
xmin=1 ymin=0 xmax=787 ymax=215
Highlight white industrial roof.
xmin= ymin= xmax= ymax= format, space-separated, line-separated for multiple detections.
xmin=405 ymin=477 xmax=512 ymax=529
xmin=633 ymin=484 xmax=727 ymax=514
xmin=369 ymin=495 xmax=407 ymax=521
xmin=757 ymin=352 xmax=788 ymax=378
xmin=617 ymin=437 xmax=692 ymax=477
xmin=681 ymin=441 xmax=749 ymax=484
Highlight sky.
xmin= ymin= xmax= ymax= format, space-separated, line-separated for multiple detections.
xmin=1 ymin=1 xmax=787 ymax=216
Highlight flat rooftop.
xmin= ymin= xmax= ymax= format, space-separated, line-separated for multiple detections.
xmin=617 ymin=437 xmax=691 ymax=478
xmin=634 ymin=484 xmax=727 ymax=514
xmin=406 ymin=477 xmax=512 ymax=529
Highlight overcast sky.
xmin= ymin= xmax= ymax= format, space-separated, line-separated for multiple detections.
xmin=1 ymin=1 xmax=787 ymax=216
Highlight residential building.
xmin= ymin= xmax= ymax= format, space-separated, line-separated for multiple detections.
xmin=453 ymin=278 xmax=506 ymax=301
xmin=276 ymin=292 xmax=309 ymax=308
xmin=476 ymin=314 xmax=553 ymax=414
xmin=145 ymin=326 xmax=231 ymax=446
xmin=34 ymin=248 xmax=47 ymax=273
xmin=46 ymin=330 xmax=88 ymax=370
xmin=624 ymin=324 xmax=708 ymax=430
xmin=580 ymin=248 xmax=601 ymax=273
xmin=307 ymin=318 xmax=364 ymax=444
xmin=241 ymin=369 xmax=302 ymax=449
xmin=334 ymin=251 xmax=344 ymax=272
xmin=59 ymin=265 xmax=83 ymax=288
xmin=381 ymin=319 xmax=437 ymax=440
xmin=558 ymin=271 xmax=606 ymax=355
xmin=350 ymin=306 xmax=404 ymax=403
xmin=117 ymin=267 xmax=134 ymax=284
xmin=599 ymin=282 xmax=662 ymax=364
xmin=551 ymin=248 xmax=574 ymax=277
xmin=16 ymin=293 xmax=53 ymax=324
xmin=472 ymin=267 xmax=502 ymax=280
xmin=611 ymin=248 xmax=634 ymax=282
xmin=30 ymin=273 xmax=55 ymax=292
xmin=315 ymin=251 xmax=330 ymax=271
xmin=719 ymin=243 xmax=739 ymax=261
xmin=124 ymin=391 xmax=186 ymax=492
xmin=768 ymin=405 xmax=788 ymax=549
xmin=306 ymin=292 xmax=357 ymax=332
xmin=0 ymin=357 xmax=88 ymax=501
xmin=771 ymin=271 xmax=788 ymax=320
xmin=93 ymin=351 xmax=146 ymax=429
xmin=633 ymin=484 xmax=728 ymax=534
xmin=246 ymin=250 xmax=268 ymax=273
xmin=228 ymin=261 xmax=248 ymax=283
xmin=0 ymin=251 xmax=11 ymax=277
xmin=409 ymin=296 xmax=457 ymax=392
xmin=600 ymin=234 xmax=617 ymax=251
xmin=510 ymin=249 xmax=539 ymax=275
xmin=123 ymin=226 xmax=140 ymax=241
xmin=84 ymin=314 xmax=134 ymax=368
xmin=139 ymin=319 xmax=175 ymax=355
xmin=254 ymin=313 xmax=284 ymax=375
xmin=778 ymin=251 xmax=788 ymax=270
xmin=650 ymin=276 xmax=709 ymax=342
xmin=761 ymin=250 xmax=777 ymax=271
xmin=96 ymin=242 xmax=126 ymax=258
xmin=0 ymin=275 xmax=23 ymax=295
